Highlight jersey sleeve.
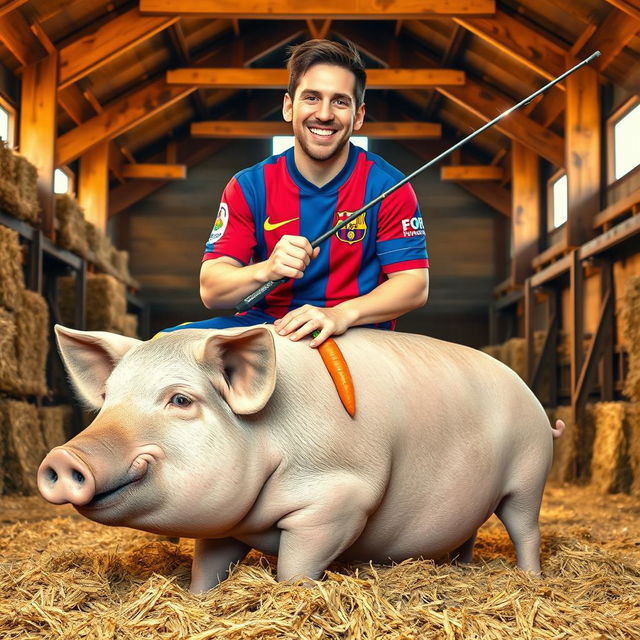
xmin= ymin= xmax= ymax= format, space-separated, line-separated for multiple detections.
xmin=203 ymin=177 xmax=256 ymax=265
xmin=376 ymin=182 xmax=429 ymax=273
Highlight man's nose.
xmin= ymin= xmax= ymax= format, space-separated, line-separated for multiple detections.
xmin=316 ymin=99 xmax=334 ymax=121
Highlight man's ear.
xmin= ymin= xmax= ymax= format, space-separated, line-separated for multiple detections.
xmin=54 ymin=325 xmax=142 ymax=409
xmin=197 ymin=326 xmax=276 ymax=415
xmin=282 ymin=92 xmax=293 ymax=123
xmin=353 ymin=101 xmax=365 ymax=132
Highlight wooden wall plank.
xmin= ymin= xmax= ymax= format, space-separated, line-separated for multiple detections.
xmin=20 ymin=53 xmax=58 ymax=235
xmin=565 ymin=65 xmax=600 ymax=247
xmin=79 ymin=141 xmax=110 ymax=231
xmin=140 ymin=0 xmax=496 ymax=18
xmin=511 ymin=141 xmax=540 ymax=283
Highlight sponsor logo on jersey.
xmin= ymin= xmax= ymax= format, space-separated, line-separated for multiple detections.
xmin=336 ymin=211 xmax=367 ymax=244
xmin=402 ymin=216 xmax=425 ymax=237
xmin=263 ymin=216 xmax=299 ymax=231
xmin=208 ymin=203 xmax=229 ymax=244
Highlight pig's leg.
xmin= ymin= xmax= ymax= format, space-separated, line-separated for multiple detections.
xmin=276 ymin=487 xmax=372 ymax=582
xmin=451 ymin=531 xmax=477 ymax=564
xmin=495 ymin=493 xmax=542 ymax=574
xmin=190 ymin=537 xmax=250 ymax=593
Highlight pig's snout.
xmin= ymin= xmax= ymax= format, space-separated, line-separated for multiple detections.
xmin=38 ymin=448 xmax=96 ymax=506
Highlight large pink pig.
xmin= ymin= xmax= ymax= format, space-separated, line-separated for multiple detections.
xmin=38 ymin=325 xmax=563 ymax=593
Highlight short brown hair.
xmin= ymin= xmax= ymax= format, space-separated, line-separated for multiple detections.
xmin=286 ymin=39 xmax=366 ymax=108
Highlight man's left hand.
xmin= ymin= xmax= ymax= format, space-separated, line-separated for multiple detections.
xmin=274 ymin=305 xmax=356 ymax=347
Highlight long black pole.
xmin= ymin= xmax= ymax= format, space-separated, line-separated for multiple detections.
xmin=236 ymin=50 xmax=601 ymax=313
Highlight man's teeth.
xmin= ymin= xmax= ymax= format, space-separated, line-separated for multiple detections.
xmin=310 ymin=128 xmax=334 ymax=136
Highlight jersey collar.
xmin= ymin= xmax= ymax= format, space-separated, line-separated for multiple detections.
xmin=285 ymin=143 xmax=360 ymax=193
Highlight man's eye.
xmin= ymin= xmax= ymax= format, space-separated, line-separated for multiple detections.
xmin=169 ymin=393 xmax=192 ymax=408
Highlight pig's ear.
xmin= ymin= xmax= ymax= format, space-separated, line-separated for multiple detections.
xmin=54 ymin=325 xmax=142 ymax=409
xmin=199 ymin=326 xmax=276 ymax=415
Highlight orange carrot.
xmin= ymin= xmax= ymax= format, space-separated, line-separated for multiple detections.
xmin=312 ymin=330 xmax=356 ymax=417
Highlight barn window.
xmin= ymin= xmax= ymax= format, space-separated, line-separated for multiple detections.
xmin=54 ymin=167 xmax=74 ymax=195
xmin=548 ymin=171 xmax=568 ymax=230
xmin=0 ymin=95 xmax=16 ymax=148
xmin=610 ymin=99 xmax=640 ymax=181
xmin=272 ymin=135 xmax=368 ymax=155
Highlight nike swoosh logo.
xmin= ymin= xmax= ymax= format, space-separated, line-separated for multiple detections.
xmin=264 ymin=216 xmax=299 ymax=231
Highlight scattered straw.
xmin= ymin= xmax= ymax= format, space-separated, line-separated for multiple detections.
xmin=0 ymin=486 xmax=638 ymax=639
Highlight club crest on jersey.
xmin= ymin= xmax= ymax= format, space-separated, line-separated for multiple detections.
xmin=336 ymin=211 xmax=367 ymax=245
xmin=208 ymin=202 xmax=229 ymax=245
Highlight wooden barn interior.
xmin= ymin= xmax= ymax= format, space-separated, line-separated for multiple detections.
xmin=1 ymin=1 xmax=639 ymax=638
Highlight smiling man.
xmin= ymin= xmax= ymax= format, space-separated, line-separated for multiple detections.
xmin=162 ymin=40 xmax=429 ymax=346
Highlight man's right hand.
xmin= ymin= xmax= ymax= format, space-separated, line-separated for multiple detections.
xmin=259 ymin=235 xmax=320 ymax=282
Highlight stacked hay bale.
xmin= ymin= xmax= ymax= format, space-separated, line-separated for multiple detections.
xmin=57 ymin=273 xmax=128 ymax=334
xmin=0 ymin=224 xmax=60 ymax=495
xmin=0 ymin=140 xmax=40 ymax=224
xmin=55 ymin=194 xmax=90 ymax=258
xmin=86 ymin=220 xmax=113 ymax=273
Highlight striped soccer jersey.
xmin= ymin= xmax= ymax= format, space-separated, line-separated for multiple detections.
xmin=204 ymin=143 xmax=429 ymax=325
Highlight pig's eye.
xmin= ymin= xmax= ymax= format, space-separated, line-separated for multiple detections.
xmin=169 ymin=393 xmax=192 ymax=408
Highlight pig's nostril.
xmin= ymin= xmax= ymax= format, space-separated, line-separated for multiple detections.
xmin=72 ymin=469 xmax=85 ymax=484
xmin=46 ymin=467 xmax=58 ymax=483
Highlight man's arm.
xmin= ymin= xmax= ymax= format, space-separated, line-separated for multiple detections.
xmin=274 ymin=268 xmax=429 ymax=347
xmin=200 ymin=235 xmax=319 ymax=309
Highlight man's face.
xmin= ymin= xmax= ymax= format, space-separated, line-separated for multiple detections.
xmin=283 ymin=63 xmax=365 ymax=163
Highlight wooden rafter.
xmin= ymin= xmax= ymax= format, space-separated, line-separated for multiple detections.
xmin=58 ymin=8 xmax=179 ymax=89
xmin=576 ymin=7 xmax=640 ymax=71
xmin=0 ymin=9 xmax=47 ymax=66
xmin=452 ymin=10 xmax=567 ymax=82
xmin=56 ymin=79 xmax=196 ymax=166
xmin=191 ymin=120 xmax=442 ymax=138
xmin=336 ymin=23 xmax=565 ymax=167
xmin=0 ymin=0 xmax=27 ymax=19
xmin=139 ymin=0 xmax=496 ymax=18
xmin=601 ymin=0 xmax=640 ymax=22
xmin=167 ymin=67 xmax=466 ymax=88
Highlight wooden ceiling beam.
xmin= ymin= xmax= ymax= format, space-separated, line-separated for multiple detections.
xmin=0 ymin=1 xmax=28 ymax=19
xmin=0 ymin=9 xmax=47 ymax=66
xmin=109 ymin=139 xmax=228 ymax=217
xmin=167 ymin=67 xmax=465 ymax=88
xmin=576 ymin=7 xmax=640 ymax=71
xmin=601 ymin=0 xmax=640 ymax=23
xmin=451 ymin=10 xmax=567 ymax=82
xmin=56 ymin=79 xmax=196 ymax=166
xmin=122 ymin=163 xmax=187 ymax=180
xmin=192 ymin=120 xmax=442 ymax=138
xmin=336 ymin=23 xmax=564 ymax=167
xmin=58 ymin=8 xmax=179 ymax=89
xmin=441 ymin=165 xmax=504 ymax=181
xmin=140 ymin=0 xmax=496 ymax=18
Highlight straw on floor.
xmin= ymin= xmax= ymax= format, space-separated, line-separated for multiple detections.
xmin=0 ymin=486 xmax=638 ymax=639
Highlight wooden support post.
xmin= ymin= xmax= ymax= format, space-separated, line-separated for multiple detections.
xmin=599 ymin=259 xmax=614 ymax=401
xmin=511 ymin=142 xmax=540 ymax=284
xmin=565 ymin=63 xmax=600 ymax=248
xmin=570 ymin=249 xmax=585 ymax=426
xmin=79 ymin=141 xmax=110 ymax=231
xmin=524 ymin=277 xmax=534 ymax=384
xmin=19 ymin=52 xmax=58 ymax=236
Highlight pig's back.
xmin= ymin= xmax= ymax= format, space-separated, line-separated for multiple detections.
xmin=267 ymin=328 xmax=552 ymax=562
